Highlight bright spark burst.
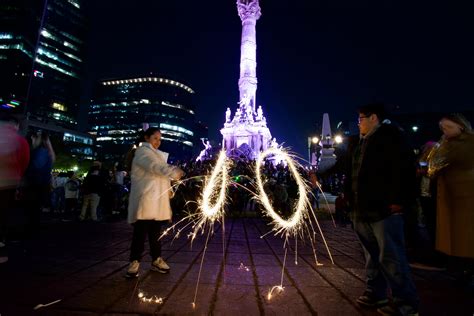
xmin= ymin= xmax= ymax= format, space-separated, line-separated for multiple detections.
xmin=138 ymin=291 xmax=164 ymax=304
xmin=238 ymin=262 xmax=250 ymax=272
xmin=267 ymin=285 xmax=284 ymax=300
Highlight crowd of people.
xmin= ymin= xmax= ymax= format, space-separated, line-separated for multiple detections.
xmin=1 ymin=103 xmax=473 ymax=316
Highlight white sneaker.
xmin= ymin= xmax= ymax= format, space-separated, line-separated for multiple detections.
xmin=126 ymin=260 xmax=140 ymax=278
xmin=151 ymin=257 xmax=170 ymax=273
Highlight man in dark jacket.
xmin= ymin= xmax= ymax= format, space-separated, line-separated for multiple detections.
xmin=345 ymin=104 xmax=419 ymax=316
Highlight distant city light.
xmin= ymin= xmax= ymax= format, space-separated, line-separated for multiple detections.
xmin=33 ymin=70 xmax=44 ymax=78
xmin=412 ymin=126 xmax=419 ymax=132
xmin=72 ymin=165 xmax=78 ymax=171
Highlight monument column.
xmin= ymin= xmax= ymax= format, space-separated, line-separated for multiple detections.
xmin=237 ymin=0 xmax=261 ymax=114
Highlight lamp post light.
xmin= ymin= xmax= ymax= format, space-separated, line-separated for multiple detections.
xmin=308 ymin=136 xmax=321 ymax=166
xmin=334 ymin=135 xmax=343 ymax=144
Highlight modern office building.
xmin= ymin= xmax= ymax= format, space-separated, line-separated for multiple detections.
xmin=89 ymin=76 xmax=199 ymax=162
xmin=0 ymin=0 xmax=87 ymax=130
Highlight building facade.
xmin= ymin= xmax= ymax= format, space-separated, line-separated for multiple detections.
xmin=89 ymin=76 xmax=198 ymax=162
xmin=0 ymin=0 xmax=87 ymax=130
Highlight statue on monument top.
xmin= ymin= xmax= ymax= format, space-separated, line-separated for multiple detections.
xmin=257 ymin=105 xmax=263 ymax=121
xmin=196 ymin=138 xmax=212 ymax=162
xmin=237 ymin=0 xmax=261 ymax=20
xmin=238 ymin=93 xmax=251 ymax=109
xmin=270 ymin=137 xmax=279 ymax=149
xmin=225 ymin=107 xmax=231 ymax=122
xmin=246 ymin=105 xmax=253 ymax=122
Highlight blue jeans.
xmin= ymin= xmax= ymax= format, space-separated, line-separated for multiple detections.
xmin=353 ymin=214 xmax=419 ymax=309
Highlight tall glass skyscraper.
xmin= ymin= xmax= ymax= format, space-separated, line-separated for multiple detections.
xmin=89 ymin=76 xmax=199 ymax=162
xmin=0 ymin=0 xmax=86 ymax=130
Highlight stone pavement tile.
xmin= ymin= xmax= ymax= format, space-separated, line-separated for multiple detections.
xmin=255 ymin=266 xmax=291 ymax=286
xmin=213 ymin=284 xmax=260 ymax=316
xmin=109 ymin=279 xmax=175 ymax=313
xmin=220 ymin=264 xmax=255 ymax=285
xmin=316 ymin=266 xmax=365 ymax=289
xmin=203 ymin=242 xmax=227 ymax=253
xmin=55 ymin=278 xmax=136 ymax=312
xmin=301 ymin=254 xmax=336 ymax=267
xmin=0 ymin=275 xmax=62 ymax=311
xmin=46 ymin=259 xmax=100 ymax=276
xmin=73 ymin=260 xmax=127 ymax=279
xmin=247 ymin=243 xmax=274 ymax=255
xmin=166 ymin=251 xmax=200 ymax=264
xmin=344 ymin=267 xmax=367 ymax=281
xmin=199 ymin=251 xmax=226 ymax=265
xmin=259 ymin=285 xmax=313 ymax=315
xmin=146 ymin=262 xmax=198 ymax=283
xmin=285 ymin=266 xmax=331 ymax=287
xmin=73 ymin=248 xmax=121 ymax=261
xmin=327 ymin=255 xmax=364 ymax=268
xmin=225 ymin=252 xmax=250 ymax=265
xmin=227 ymin=243 xmax=251 ymax=254
xmin=416 ymin=281 xmax=474 ymax=316
xmin=107 ymin=250 xmax=132 ymax=262
xmin=27 ymin=277 xmax=100 ymax=312
xmin=181 ymin=264 xmax=221 ymax=284
xmin=299 ymin=286 xmax=370 ymax=316
xmin=252 ymin=253 xmax=279 ymax=266
xmin=157 ymin=283 xmax=215 ymax=315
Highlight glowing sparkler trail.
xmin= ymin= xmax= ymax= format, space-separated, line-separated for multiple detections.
xmin=158 ymin=151 xmax=231 ymax=308
xmin=255 ymin=147 xmax=334 ymax=300
xmin=155 ymin=148 xmax=333 ymax=307
xmin=255 ymin=147 xmax=312 ymax=236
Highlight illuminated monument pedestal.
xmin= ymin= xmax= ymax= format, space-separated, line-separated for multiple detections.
xmin=220 ymin=0 xmax=273 ymax=160
xmin=221 ymin=106 xmax=272 ymax=159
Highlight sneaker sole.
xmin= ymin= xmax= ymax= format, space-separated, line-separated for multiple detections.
xmin=151 ymin=266 xmax=170 ymax=274
xmin=357 ymin=298 xmax=388 ymax=308
xmin=125 ymin=272 xmax=139 ymax=278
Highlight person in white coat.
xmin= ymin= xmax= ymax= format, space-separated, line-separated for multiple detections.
xmin=126 ymin=127 xmax=184 ymax=278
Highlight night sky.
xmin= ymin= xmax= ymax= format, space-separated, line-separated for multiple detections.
xmin=84 ymin=0 xmax=474 ymax=156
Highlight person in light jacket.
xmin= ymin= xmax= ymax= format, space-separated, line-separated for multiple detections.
xmin=126 ymin=127 xmax=184 ymax=278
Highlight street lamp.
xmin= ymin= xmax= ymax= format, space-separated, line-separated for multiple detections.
xmin=334 ymin=135 xmax=343 ymax=144
xmin=308 ymin=136 xmax=321 ymax=166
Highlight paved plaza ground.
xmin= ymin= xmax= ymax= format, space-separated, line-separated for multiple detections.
xmin=0 ymin=215 xmax=472 ymax=315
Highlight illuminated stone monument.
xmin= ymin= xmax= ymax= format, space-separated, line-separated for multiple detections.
xmin=220 ymin=0 xmax=272 ymax=159
xmin=318 ymin=113 xmax=336 ymax=172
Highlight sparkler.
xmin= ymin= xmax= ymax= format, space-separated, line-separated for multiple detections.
xmin=255 ymin=147 xmax=334 ymax=300
xmin=159 ymin=151 xmax=231 ymax=309
xmin=155 ymin=148 xmax=332 ymax=306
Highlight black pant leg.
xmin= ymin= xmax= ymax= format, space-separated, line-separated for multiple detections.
xmin=148 ymin=221 xmax=163 ymax=261
xmin=130 ymin=220 xmax=148 ymax=262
